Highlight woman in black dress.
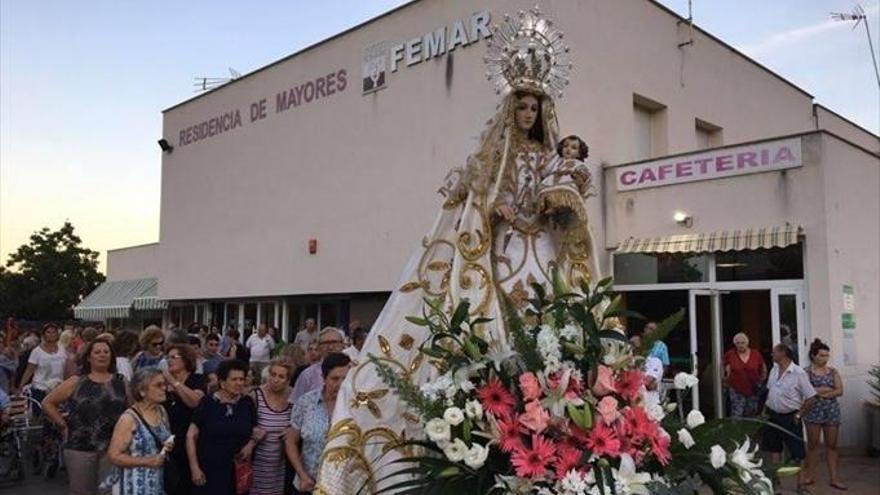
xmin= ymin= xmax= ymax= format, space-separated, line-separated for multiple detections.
xmin=162 ymin=344 xmax=206 ymax=495
xmin=186 ymin=359 xmax=264 ymax=495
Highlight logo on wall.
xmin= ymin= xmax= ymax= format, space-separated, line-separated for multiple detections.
xmin=362 ymin=42 xmax=388 ymax=94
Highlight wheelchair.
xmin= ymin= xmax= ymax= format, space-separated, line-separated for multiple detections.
xmin=0 ymin=391 xmax=45 ymax=485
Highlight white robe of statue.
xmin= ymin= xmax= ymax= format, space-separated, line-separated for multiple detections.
xmin=315 ymin=91 xmax=598 ymax=494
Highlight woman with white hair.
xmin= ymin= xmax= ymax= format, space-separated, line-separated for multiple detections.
xmin=723 ymin=332 xmax=767 ymax=417
xmin=108 ymin=368 xmax=173 ymax=494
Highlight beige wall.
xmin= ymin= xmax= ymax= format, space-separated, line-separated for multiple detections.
xmin=817 ymin=134 xmax=880 ymax=448
xmin=106 ymin=243 xmax=159 ymax=282
xmin=815 ymin=105 xmax=880 ymax=154
xmin=155 ymin=0 xmax=830 ymax=300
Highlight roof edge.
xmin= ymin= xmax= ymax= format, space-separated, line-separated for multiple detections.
xmin=162 ymin=0 xmax=422 ymax=113
xmin=646 ymin=0 xmax=813 ymax=100
xmin=813 ymin=103 xmax=880 ymax=139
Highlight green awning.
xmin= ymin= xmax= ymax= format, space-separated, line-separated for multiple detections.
xmin=74 ymin=277 xmax=166 ymax=320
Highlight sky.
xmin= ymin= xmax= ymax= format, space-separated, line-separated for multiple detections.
xmin=1 ymin=0 xmax=878 ymax=273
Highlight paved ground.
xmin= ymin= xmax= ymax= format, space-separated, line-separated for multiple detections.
xmin=3 ymin=454 xmax=878 ymax=494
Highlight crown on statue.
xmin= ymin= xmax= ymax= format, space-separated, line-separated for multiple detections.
xmin=484 ymin=6 xmax=572 ymax=99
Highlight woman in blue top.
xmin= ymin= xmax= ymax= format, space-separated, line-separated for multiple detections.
xmin=285 ymin=352 xmax=351 ymax=495
xmin=108 ymin=368 xmax=173 ymax=495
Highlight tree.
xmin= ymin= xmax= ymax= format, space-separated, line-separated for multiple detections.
xmin=0 ymin=222 xmax=105 ymax=320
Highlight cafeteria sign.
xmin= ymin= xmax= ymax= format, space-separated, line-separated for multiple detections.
xmin=616 ymin=137 xmax=803 ymax=191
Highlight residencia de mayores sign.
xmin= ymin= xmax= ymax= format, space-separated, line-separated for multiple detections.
xmin=615 ymin=137 xmax=803 ymax=191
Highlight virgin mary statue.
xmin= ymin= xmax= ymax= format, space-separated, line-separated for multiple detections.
xmin=317 ymin=9 xmax=597 ymax=494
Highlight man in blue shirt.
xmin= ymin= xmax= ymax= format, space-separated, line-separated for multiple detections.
xmin=645 ymin=321 xmax=670 ymax=373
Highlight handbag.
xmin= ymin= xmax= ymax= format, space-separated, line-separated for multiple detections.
xmin=234 ymin=457 xmax=253 ymax=495
xmin=130 ymin=407 xmax=180 ymax=493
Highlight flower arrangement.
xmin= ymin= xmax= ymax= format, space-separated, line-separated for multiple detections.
xmin=369 ymin=274 xmax=785 ymax=494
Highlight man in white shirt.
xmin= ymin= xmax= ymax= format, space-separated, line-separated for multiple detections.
xmin=246 ymin=324 xmax=275 ymax=380
xmin=764 ymin=343 xmax=816 ymax=486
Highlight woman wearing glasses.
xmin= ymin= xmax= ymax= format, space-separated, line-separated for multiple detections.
xmin=134 ymin=326 xmax=166 ymax=371
xmin=163 ymin=344 xmax=206 ymax=495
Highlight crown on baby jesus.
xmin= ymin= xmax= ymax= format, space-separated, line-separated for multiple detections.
xmin=484 ymin=6 xmax=573 ymax=99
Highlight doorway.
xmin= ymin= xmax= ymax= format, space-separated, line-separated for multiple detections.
xmin=687 ymin=288 xmax=804 ymax=418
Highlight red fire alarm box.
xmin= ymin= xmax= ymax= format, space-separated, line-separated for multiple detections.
xmin=308 ymin=239 xmax=317 ymax=254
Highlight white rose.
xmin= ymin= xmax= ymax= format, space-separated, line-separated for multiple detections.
xmin=686 ymin=409 xmax=705 ymax=429
xmin=443 ymin=407 xmax=465 ymax=426
xmin=647 ymin=403 xmax=665 ymax=422
xmin=677 ymin=428 xmax=695 ymax=449
xmin=674 ymin=372 xmax=698 ymax=389
xmin=425 ymin=418 xmax=451 ymax=443
xmin=560 ymin=324 xmax=580 ymax=340
xmin=709 ymin=444 xmax=727 ymax=469
xmin=443 ymin=438 xmax=468 ymax=463
xmin=463 ymin=443 xmax=490 ymax=469
xmin=465 ymin=400 xmax=484 ymax=420
xmin=665 ymin=402 xmax=678 ymax=413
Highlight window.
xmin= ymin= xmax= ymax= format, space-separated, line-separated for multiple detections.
xmin=633 ymin=94 xmax=668 ymax=160
xmin=715 ymin=244 xmax=803 ymax=281
xmin=695 ymin=118 xmax=722 ymax=149
xmin=614 ymin=252 xmax=710 ymax=285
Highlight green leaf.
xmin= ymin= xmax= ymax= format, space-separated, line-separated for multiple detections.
xmin=449 ymin=300 xmax=471 ymax=333
xmin=405 ymin=316 xmax=430 ymax=326
xmin=462 ymin=418 xmax=472 ymax=442
xmin=602 ymin=294 xmax=623 ymax=318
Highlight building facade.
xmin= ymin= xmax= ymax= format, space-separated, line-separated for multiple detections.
xmin=76 ymin=0 xmax=879 ymax=448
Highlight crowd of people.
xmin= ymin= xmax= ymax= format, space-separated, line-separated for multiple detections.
xmin=0 ymin=316 xmax=849 ymax=493
xmin=0 ymin=317 xmax=366 ymax=495
xmin=630 ymin=322 xmax=847 ymax=492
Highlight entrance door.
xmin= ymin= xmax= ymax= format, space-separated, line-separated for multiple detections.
xmin=689 ymin=290 xmax=722 ymax=418
xmin=771 ymin=288 xmax=806 ymax=364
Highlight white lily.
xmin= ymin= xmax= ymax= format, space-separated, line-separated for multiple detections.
xmin=730 ymin=438 xmax=762 ymax=471
xmin=485 ymin=340 xmax=517 ymax=372
xmin=610 ymin=453 xmax=652 ymax=494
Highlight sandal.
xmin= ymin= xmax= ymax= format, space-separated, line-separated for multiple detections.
xmin=830 ymin=481 xmax=848 ymax=491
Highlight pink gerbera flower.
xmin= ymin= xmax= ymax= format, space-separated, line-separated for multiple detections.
xmin=621 ymin=406 xmax=652 ymax=440
xmin=497 ymin=414 xmax=526 ymax=453
xmin=650 ymin=429 xmax=672 ymax=466
xmin=477 ymin=377 xmax=516 ymax=418
xmin=586 ymin=421 xmax=622 ymax=458
xmin=554 ymin=443 xmax=584 ymax=479
xmin=511 ymin=435 xmax=557 ymax=479
xmin=615 ymin=369 xmax=645 ymax=402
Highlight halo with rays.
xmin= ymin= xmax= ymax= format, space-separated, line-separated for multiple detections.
xmin=483 ymin=6 xmax=572 ymax=99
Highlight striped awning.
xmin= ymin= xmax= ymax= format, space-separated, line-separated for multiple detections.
xmin=617 ymin=224 xmax=803 ymax=254
xmin=74 ymin=277 xmax=166 ymax=320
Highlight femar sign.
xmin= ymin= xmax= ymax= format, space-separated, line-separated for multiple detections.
xmin=615 ymin=137 xmax=803 ymax=191
xmin=362 ymin=11 xmax=492 ymax=94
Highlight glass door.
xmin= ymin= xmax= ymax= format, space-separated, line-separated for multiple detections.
xmin=771 ymin=288 xmax=805 ymax=364
xmin=689 ymin=289 xmax=723 ymax=418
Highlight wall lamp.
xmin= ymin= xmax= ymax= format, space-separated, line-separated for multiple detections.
xmin=674 ymin=211 xmax=693 ymax=228
xmin=157 ymin=138 xmax=174 ymax=153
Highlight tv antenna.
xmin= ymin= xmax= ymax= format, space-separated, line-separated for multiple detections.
xmin=831 ymin=4 xmax=880 ymax=89
xmin=193 ymin=67 xmax=242 ymax=93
